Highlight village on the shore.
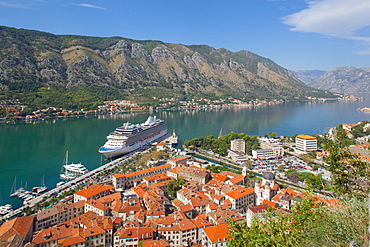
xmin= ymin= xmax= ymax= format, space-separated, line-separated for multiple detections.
xmin=0 ymin=92 xmax=362 ymax=123
xmin=0 ymin=118 xmax=369 ymax=247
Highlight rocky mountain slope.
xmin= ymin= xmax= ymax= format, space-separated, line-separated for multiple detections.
xmin=0 ymin=26 xmax=331 ymax=100
xmin=303 ymin=66 xmax=370 ymax=94
xmin=290 ymin=70 xmax=326 ymax=84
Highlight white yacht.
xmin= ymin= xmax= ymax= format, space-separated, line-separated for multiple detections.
xmin=171 ymin=130 xmax=178 ymax=145
xmin=60 ymin=151 xmax=88 ymax=180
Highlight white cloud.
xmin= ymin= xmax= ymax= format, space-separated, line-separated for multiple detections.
xmin=75 ymin=3 xmax=106 ymax=10
xmin=354 ymin=48 xmax=370 ymax=55
xmin=282 ymin=0 xmax=370 ymax=42
xmin=0 ymin=1 xmax=29 ymax=8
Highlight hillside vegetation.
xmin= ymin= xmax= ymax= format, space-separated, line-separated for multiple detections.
xmin=0 ymin=26 xmax=337 ymax=112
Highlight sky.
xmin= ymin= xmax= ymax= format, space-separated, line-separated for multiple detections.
xmin=0 ymin=0 xmax=370 ymax=71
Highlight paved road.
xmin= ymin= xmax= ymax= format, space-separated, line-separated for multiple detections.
xmin=1 ymin=133 xmax=172 ymax=221
xmin=193 ymin=151 xmax=333 ymax=195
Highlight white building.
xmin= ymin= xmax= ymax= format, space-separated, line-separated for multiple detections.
xmin=295 ymin=135 xmax=317 ymax=154
xmin=252 ymin=146 xmax=284 ymax=159
xmin=227 ymin=149 xmax=248 ymax=162
xmin=255 ymin=172 xmax=279 ymax=205
xmin=202 ymin=224 xmax=229 ymax=247
xmin=231 ymin=139 xmax=245 ymax=153
xmin=224 ymin=186 xmax=255 ymax=214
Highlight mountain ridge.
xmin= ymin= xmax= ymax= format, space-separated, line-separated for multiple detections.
xmin=303 ymin=66 xmax=370 ymax=94
xmin=0 ymin=26 xmax=335 ymax=109
xmin=292 ymin=66 xmax=370 ymax=94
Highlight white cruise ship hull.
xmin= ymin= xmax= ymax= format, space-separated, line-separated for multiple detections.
xmin=99 ymin=128 xmax=167 ymax=158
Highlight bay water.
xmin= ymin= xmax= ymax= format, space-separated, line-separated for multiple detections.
xmin=1 ymin=96 xmax=370 ymax=208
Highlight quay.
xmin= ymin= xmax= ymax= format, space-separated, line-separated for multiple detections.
xmin=1 ymin=133 xmax=172 ymax=221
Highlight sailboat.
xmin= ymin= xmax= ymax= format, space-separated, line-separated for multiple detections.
xmin=9 ymin=177 xmax=24 ymax=197
xmin=32 ymin=176 xmax=47 ymax=194
xmin=0 ymin=190 xmax=12 ymax=215
xmin=218 ymin=128 xmax=223 ymax=139
xmin=60 ymin=151 xmax=88 ymax=180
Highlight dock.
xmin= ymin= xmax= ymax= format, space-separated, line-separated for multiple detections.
xmin=1 ymin=133 xmax=172 ymax=221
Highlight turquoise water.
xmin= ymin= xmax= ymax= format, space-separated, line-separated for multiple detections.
xmin=1 ymin=97 xmax=370 ymax=207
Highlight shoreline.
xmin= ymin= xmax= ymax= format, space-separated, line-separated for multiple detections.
xmin=0 ymin=97 xmax=351 ymax=125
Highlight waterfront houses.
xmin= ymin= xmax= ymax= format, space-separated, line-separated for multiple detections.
xmin=1 ymin=151 xmax=341 ymax=247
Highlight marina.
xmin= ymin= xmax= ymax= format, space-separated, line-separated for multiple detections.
xmin=0 ymin=132 xmax=173 ymax=220
xmin=1 ymin=98 xmax=370 ymax=209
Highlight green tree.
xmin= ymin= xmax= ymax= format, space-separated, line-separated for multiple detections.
xmin=277 ymin=165 xmax=284 ymax=173
xmin=228 ymin=195 xmax=325 ymax=247
xmin=323 ymin=131 xmax=369 ymax=197
xmin=165 ymin=177 xmax=185 ymax=199
xmin=268 ymin=131 xmax=277 ymax=138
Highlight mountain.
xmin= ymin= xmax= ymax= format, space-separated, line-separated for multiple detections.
xmin=0 ymin=26 xmax=334 ymax=107
xmin=290 ymin=70 xmax=326 ymax=84
xmin=303 ymin=66 xmax=370 ymax=94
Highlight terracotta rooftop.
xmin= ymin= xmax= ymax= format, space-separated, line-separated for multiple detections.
xmin=141 ymin=239 xmax=170 ymax=247
xmin=208 ymin=209 xmax=243 ymax=224
xmin=169 ymin=156 xmax=187 ymax=162
xmin=203 ymin=224 xmax=229 ymax=243
xmin=85 ymin=199 xmax=109 ymax=211
xmin=113 ymin=163 xmax=171 ymax=179
xmin=296 ymin=134 xmax=316 ymax=140
xmin=192 ymin=215 xmax=212 ymax=228
xmin=225 ymin=186 xmax=254 ymax=200
xmin=115 ymin=227 xmax=154 ymax=240
xmin=248 ymin=204 xmax=269 ymax=213
xmin=58 ymin=236 xmax=85 ymax=247
xmin=211 ymin=173 xmax=228 ymax=182
xmin=74 ymin=183 xmax=113 ymax=199
xmin=0 ymin=215 xmax=34 ymax=242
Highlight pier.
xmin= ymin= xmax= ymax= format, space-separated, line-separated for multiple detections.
xmin=1 ymin=133 xmax=172 ymax=221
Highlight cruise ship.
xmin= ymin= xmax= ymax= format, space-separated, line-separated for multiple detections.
xmin=99 ymin=116 xmax=167 ymax=158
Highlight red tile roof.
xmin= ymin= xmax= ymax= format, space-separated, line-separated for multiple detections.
xmin=212 ymin=173 xmax=228 ymax=182
xmin=74 ymin=183 xmax=113 ymax=199
xmin=113 ymin=163 xmax=171 ymax=179
xmin=0 ymin=215 xmax=34 ymax=242
xmin=225 ymin=186 xmax=254 ymax=200
xmin=248 ymin=204 xmax=269 ymax=213
xmin=141 ymin=239 xmax=170 ymax=247
xmin=296 ymin=134 xmax=316 ymax=140
xmin=203 ymin=224 xmax=229 ymax=243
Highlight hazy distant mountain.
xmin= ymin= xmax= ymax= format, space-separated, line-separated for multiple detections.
xmin=290 ymin=70 xmax=326 ymax=84
xmin=306 ymin=66 xmax=370 ymax=94
xmin=0 ymin=26 xmax=334 ymax=102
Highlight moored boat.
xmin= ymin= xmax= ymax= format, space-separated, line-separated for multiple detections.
xmin=0 ymin=204 xmax=12 ymax=215
xmin=171 ymin=130 xmax=178 ymax=145
xmin=60 ymin=151 xmax=88 ymax=180
xmin=32 ymin=175 xmax=47 ymax=194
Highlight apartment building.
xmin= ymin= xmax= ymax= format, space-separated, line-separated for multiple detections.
xmin=202 ymin=224 xmax=229 ymax=247
xmin=74 ymin=183 xmax=114 ymax=203
xmin=35 ymin=201 xmax=85 ymax=231
xmin=112 ymin=163 xmax=172 ymax=190
xmin=230 ymin=139 xmax=246 ymax=153
xmin=252 ymin=146 xmax=284 ymax=159
xmin=295 ymin=134 xmax=317 ymax=154
xmin=224 ymin=186 xmax=255 ymax=213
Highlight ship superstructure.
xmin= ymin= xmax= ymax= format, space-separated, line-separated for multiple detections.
xmin=99 ymin=116 xmax=167 ymax=158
